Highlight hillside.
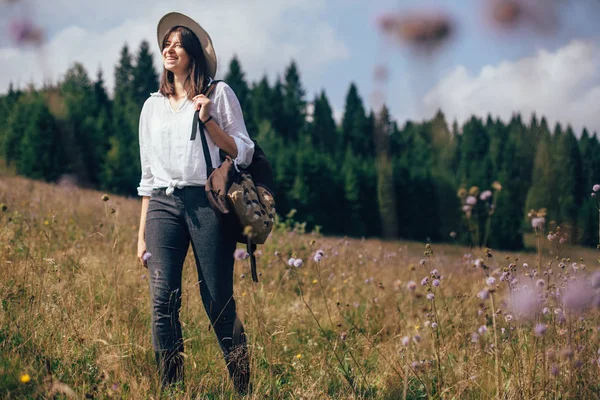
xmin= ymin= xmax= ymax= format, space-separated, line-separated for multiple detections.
xmin=1 ymin=174 xmax=600 ymax=399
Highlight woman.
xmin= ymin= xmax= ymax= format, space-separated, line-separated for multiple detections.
xmin=136 ymin=11 xmax=254 ymax=394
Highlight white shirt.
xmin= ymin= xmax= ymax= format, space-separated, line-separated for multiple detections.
xmin=137 ymin=81 xmax=255 ymax=196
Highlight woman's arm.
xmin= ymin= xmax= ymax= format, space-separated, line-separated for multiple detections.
xmin=137 ymin=196 xmax=150 ymax=267
xmin=194 ymin=83 xmax=254 ymax=167
xmin=203 ymin=118 xmax=238 ymax=158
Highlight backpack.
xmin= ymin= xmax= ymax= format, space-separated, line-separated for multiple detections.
xmin=190 ymin=79 xmax=276 ymax=282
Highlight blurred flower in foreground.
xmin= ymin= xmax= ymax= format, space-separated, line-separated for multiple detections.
xmin=20 ymin=374 xmax=30 ymax=383
xmin=234 ymin=249 xmax=249 ymax=261
xmin=9 ymin=18 xmax=44 ymax=46
xmin=377 ymin=10 xmax=455 ymax=53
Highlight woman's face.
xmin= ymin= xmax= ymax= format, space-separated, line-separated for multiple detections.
xmin=162 ymin=31 xmax=191 ymax=75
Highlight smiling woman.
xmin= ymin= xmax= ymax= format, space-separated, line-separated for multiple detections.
xmin=135 ymin=11 xmax=254 ymax=396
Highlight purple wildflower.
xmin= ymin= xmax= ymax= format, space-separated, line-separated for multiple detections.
xmin=407 ymin=281 xmax=417 ymax=291
xmin=593 ymin=184 xmax=600 ymax=192
xmin=478 ymin=325 xmax=488 ymax=335
xmin=142 ymin=252 xmax=152 ymax=262
xmin=477 ymin=289 xmax=490 ymax=300
xmin=431 ymin=322 xmax=438 ymax=329
xmin=293 ymin=258 xmax=303 ymax=268
xmin=432 ymin=279 xmax=440 ymax=287
xmin=466 ymin=196 xmax=477 ymax=205
xmin=234 ymin=249 xmax=249 ymax=260
xmin=535 ymin=323 xmax=548 ymax=336
xmin=486 ymin=276 xmax=496 ymax=286
xmin=402 ymin=336 xmax=410 ymax=346
xmin=426 ymin=293 xmax=435 ymax=300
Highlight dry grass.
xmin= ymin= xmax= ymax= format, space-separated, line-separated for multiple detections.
xmin=1 ymin=173 xmax=600 ymax=399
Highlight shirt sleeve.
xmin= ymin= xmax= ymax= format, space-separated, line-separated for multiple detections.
xmin=213 ymin=83 xmax=255 ymax=168
xmin=137 ymin=100 xmax=154 ymax=197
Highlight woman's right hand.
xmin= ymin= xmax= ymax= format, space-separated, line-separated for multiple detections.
xmin=138 ymin=237 xmax=148 ymax=268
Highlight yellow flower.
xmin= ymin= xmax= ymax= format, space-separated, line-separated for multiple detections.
xmin=296 ymin=354 xmax=302 ymax=359
xmin=20 ymin=374 xmax=31 ymax=383
xmin=457 ymin=188 xmax=467 ymax=198
xmin=415 ymin=325 xmax=421 ymax=331
xmin=468 ymin=186 xmax=480 ymax=196
xmin=44 ymin=220 xmax=49 ymax=225
xmin=312 ymin=279 xmax=318 ymax=284
xmin=492 ymin=181 xmax=502 ymax=191
xmin=242 ymin=292 xmax=247 ymax=297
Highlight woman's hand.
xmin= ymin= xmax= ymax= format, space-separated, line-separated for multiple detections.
xmin=193 ymin=94 xmax=212 ymax=123
xmin=137 ymin=237 xmax=148 ymax=268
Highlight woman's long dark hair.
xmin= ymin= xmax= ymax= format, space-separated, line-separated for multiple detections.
xmin=158 ymin=26 xmax=208 ymax=99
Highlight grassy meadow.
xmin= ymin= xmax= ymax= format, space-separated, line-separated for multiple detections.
xmin=2 ymin=173 xmax=600 ymax=399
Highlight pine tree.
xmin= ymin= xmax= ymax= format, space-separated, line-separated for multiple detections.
xmin=309 ymin=90 xmax=337 ymax=153
xmin=341 ymin=83 xmax=372 ymax=157
xmin=10 ymin=93 xmax=64 ymax=181
xmin=281 ymin=61 xmax=306 ymax=142
xmin=132 ymin=40 xmax=158 ymax=109
xmin=250 ymin=75 xmax=272 ymax=129
xmin=103 ymin=44 xmax=140 ymax=195
xmin=225 ymin=56 xmax=254 ymax=135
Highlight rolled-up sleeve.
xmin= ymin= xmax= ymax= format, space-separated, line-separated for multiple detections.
xmin=214 ymin=84 xmax=255 ymax=168
xmin=137 ymin=101 xmax=154 ymax=197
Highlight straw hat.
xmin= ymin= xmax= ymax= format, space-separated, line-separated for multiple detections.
xmin=156 ymin=12 xmax=217 ymax=79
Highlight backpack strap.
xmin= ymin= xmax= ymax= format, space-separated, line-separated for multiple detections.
xmin=247 ymin=238 xmax=258 ymax=283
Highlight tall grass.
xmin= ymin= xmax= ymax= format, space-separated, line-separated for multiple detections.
xmin=2 ymin=174 xmax=600 ymax=399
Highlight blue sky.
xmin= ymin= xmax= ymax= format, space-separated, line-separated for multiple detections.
xmin=1 ymin=0 xmax=599 ymax=133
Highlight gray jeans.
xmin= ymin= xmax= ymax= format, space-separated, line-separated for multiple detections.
xmin=145 ymin=186 xmax=244 ymax=357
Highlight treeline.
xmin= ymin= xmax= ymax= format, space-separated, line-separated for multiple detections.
xmin=1 ymin=41 xmax=599 ymax=249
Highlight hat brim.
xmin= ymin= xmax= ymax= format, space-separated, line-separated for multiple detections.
xmin=157 ymin=12 xmax=217 ymax=79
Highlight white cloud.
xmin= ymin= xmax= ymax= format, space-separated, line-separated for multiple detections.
xmin=421 ymin=39 xmax=600 ymax=135
xmin=0 ymin=0 xmax=349 ymax=94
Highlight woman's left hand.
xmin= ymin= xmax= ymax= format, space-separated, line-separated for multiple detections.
xmin=192 ymin=94 xmax=212 ymax=123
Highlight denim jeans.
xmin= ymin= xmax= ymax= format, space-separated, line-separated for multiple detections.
xmin=145 ymin=186 xmax=246 ymax=358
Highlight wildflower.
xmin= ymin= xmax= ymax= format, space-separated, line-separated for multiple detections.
xmin=432 ymin=279 xmax=440 ymax=287
xmin=426 ymin=293 xmax=435 ymax=300
xmin=20 ymin=374 xmax=30 ymax=384
xmin=421 ymin=277 xmax=428 ymax=286
xmin=340 ymin=332 xmax=347 ymax=341
xmin=469 ymin=186 xmax=480 ymax=196
xmin=101 ymin=194 xmax=109 ymax=201
xmin=402 ymin=336 xmax=410 ymax=346
xmin=234 ymin=249 xmax=249 ymax=260
xmin=486 ymin=276 xmax=496 ymax=286
xmin=288 ymin=258 xmax=296 ymax=266
xmin=535 ymin=323 xmax=548 ymax=336
xmin=531 ymin=217 xmax=545 ymax=229
xmin=457 ymin=188 xmax=467 ymax=198
xmin=296 ymin=354 xmax=302 ymax=359
xmin=478 ymin=325 xmax=488 ymax=335
xmin=431 ymin=322 xmax=438 ymax=329
xmin=593 ymin=184 xmax=600 ymax=192
xmin=492 ymin=181 xmax=502 ymax=191
xmin=430 ymin=269 xmax=439 ymax=276
xmin=591 ymin=272 xmax=600 ymax=289
xmin=407 ymin=281 xmax=417 ymax=291
xmin=475 ymin=259 xmax=483 ymax=268
xmin=353 ymin=302 xmax=360 ymax=308
xmin=562 ymin=279 xmax=592 ymax=311
xmin=511 ymin=288 xmax=540 ymax=318
xmin=449 ymin=231 xmax=457 ymax=238
xmin=312 ymin=279 xmax=318 ymax=284
xmin=313 ymin=249 xmax=324 ymax=262
xmin=542 ymin=307 xmax=550 ymax=315
xmin=420 ymin=259 xmax=426 ymax=266
xmin=477 ymin=289 xmax=490 ymax=300
xmin=466 ymin=196 xmax=477 ymax=206
xmin=547 ymin=233 xmax=556 ymax=241
xmin=536 ymin=279 xmax=545 ymax=289
xmin=480 ymin=190 xmax=492 ymax=201
xmin=504 ymin=314 xmax=513 ymax=322
xmin=293 ymin=258 xmax=303 ymax=268
xmin=462 ymin=205 xmax=471 ymax=213
xmin=478 ymin=309 xmax=484 ymax=316
xmin=501 ymin=328 xmax=506 ymax=335
xmin=471 ymin=332 xmax=480 ymax=343
xmin=142 ymin=252 xmax=152 ymax=262
xmin=413 ymin=334 xmax=421 ymax=343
